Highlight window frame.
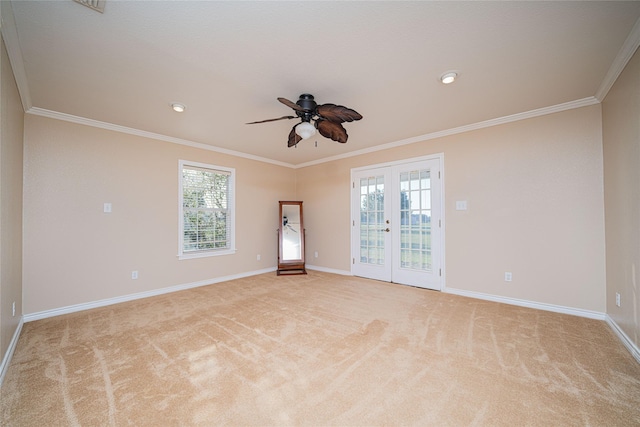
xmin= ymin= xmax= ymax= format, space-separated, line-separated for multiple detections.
xmin=178 ymin=160 xmax=236 ymax=260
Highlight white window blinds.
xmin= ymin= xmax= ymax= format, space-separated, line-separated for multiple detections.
xmin=179 ymin=161 xmax=235 ymax=259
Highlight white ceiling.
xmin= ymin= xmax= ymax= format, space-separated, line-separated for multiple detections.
xmin=5 ymin=1 xmax=640 ymax=167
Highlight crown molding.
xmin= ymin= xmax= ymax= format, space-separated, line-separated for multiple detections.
xmin=293 ymin=97 xmax=600 ymax=169
xmin=28 ymin=95 xmax=598 ymax=171
xmin=26 ymin=107 xmax=295 ymax=168
xmin=3 ymin=6 xmax=636 ymax=169
xmin=0 ymin=1 xmax=32 ymax=111
xmin=596 ymin=16 xmax=640 ymax=101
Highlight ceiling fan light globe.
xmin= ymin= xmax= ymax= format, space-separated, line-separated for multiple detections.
xmin=295 ymin=122 xmax=316 ymax=139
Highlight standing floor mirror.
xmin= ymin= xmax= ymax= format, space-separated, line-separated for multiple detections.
xmin=277 ymin=201 xmax=306 ymax=275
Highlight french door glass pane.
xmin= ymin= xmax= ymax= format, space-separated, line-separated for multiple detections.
xmin=360 ymin=175 xmax=385 ymax=265
xmin=399 ymin=169 xmax=432 ymax=272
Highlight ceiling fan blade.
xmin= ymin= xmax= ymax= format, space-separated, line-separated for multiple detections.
xmin=246 ymin=115 xmax=296 ymax=124
xmin=316 ymin=119 xmax=348 ymax=143
xmin=288 ymin=124 xmax=302 ymax=147
xmin=317 ymin=103 xmax=363 ymax=123
xmin=278 ymin=97 xmax=306 ymax=112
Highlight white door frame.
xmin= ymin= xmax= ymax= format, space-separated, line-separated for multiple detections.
xmin=350 ymin=153 xmax=445 ymax=290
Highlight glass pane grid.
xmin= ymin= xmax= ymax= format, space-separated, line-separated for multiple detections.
xmin=360 ymin=175 xmax=385 ymax=265
xmin=398 ymin=169 xmax=432 ymax=272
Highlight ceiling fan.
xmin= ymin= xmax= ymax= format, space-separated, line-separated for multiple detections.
xmin=247 ymin=94 xmax=363 ymax=147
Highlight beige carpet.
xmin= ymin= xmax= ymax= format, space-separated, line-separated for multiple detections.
xmin=1 ymin=271 xmax=639 ymax=426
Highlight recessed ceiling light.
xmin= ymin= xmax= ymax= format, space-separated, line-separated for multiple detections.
xmin=440 ymin=72 xmax=458 ymax=85
xmin=170 ymin=102 xmax=186 ymax=113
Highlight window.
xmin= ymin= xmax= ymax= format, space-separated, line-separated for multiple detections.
xmin=179 ymin=160 xmax=235 ymax=259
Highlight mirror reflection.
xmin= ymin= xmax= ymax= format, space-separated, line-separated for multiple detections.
xmin=282 ymin=205 xmax=301 ymax=260
xmin=277 ymin=201 xmax=306 ymax=276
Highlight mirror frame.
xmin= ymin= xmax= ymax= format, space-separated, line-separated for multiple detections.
xmin=277 ymin=201 xmax=307 ymax=275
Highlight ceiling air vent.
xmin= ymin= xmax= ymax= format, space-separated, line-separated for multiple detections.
xmin=73 ymin=0 xmax=105 ymax=13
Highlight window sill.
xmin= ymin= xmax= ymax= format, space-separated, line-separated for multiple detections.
xmin=178 ymin=248 xmax=236 ymax=260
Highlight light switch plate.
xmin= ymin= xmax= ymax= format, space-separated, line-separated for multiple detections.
xmin=456 ymin=200 xmax=468 ymax=211
xmin=104 ymin=203 xmax=112 ymax=213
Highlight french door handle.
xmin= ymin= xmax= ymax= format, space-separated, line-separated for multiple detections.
xmin=381 ymin=228 xmax=390 ymax=232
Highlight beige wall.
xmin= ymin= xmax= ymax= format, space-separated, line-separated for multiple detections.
xmin=297 ymin=105 xmax=606 ymax=312
xmin=603 ymin=47 xmax=640 ymax=348
xmin=23 ymin=115 xmax=296 ymax=314
xmin=23 ymin=104 xmax=608 ymax=315
xmin=0 ymin=36 xmax=24 ymax=359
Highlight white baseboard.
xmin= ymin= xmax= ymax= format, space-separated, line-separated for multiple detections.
xmin=605 ymin=315 xmax=640 ymax=364
xmin=444 ymin=287 xmax=606 ymax=320
xmin=0 ymin=317 xmax=24 ymax=387
xmin=305 ymin=264 xmax=352 ymax=276
xmin=11 ymin=273 xmax=640 ymax=380
xmin=23 ymin=267 xmax=277 ymax=322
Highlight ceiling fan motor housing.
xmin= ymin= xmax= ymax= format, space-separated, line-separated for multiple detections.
xmin=296 ymin=94 xmax=317 ymax=122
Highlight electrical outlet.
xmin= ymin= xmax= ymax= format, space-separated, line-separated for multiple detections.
xmin=314 ymin=251 xmax=319 ymax=258
xmin=616 ymin=292 xmax=621 ymax=307
xmin=131 ymin=271 xmax=139 ymax=280
xmin=504 ymin=272 xmax=513 ymax=282
xmin=257 ymin=254 xmax=261 ymax=261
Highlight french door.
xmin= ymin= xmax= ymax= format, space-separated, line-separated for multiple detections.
xmin=351 ymin=156 xmax=443 ymax=290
